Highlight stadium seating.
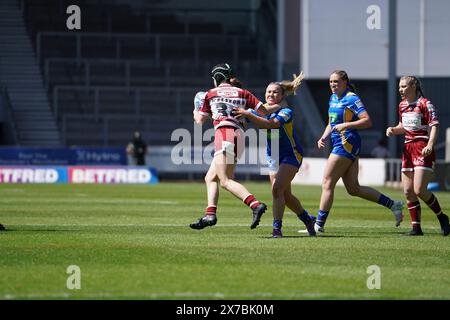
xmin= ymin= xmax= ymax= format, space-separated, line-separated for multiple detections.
xmin=23 ymin=0 xmax=274 ymax=147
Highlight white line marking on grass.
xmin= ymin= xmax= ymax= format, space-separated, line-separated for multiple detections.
xmin=17 ymin=223 xmax=272 ymax=228
xmin=19 ymin=223 xmax=138 ymax=227
xmin=0 ymin=188 xmax=25 ymax=193
xmin=13 ymin=223 xmax=443 ymax=231
xmin=153 ymin=223 xmax=266 ymax=227
xmin=0 ymin=199 xmax=179 ymax=205
xmin=1 ymin=291 xmax=383 ymax=300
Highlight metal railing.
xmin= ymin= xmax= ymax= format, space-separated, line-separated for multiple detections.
xmin=61 ymin=113 xmax=152 ymax=147
xmin=52 ymin=85 xmax=266 ymax=122
xmin=385 ymin=158 xmax=403 ymax=186
xmin=43 ymin=58 xmax=264 ymax=91
xmin=384 ymin=158 xmax=450 ymax=189
xmin=137 ymin=8 xmax=259 ymax=36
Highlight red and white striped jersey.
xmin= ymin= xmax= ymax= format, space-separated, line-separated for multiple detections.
xmin=399 ymin=97 xmax=439 ymax=143
xmin=199 ymin=83 xmax=263 ymax=130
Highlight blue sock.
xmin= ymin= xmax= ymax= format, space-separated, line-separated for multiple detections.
xmin=298 ymin=209 xmax=312 ymax=225
xmin=316 ymin=210 xmax=329 ymax=227
xmin=378 ymin=194 xmax=394 ymax=209
xmin=273 ymin=219 xmax=282 ymax=229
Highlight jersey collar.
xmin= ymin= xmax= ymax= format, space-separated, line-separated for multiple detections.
xmin=335 ymin=89 xmax=350 ymax=100
xmin=406 ymin=96 xmax=423 ymax=105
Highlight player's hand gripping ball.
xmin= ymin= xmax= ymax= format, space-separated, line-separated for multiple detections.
xmin=194 ymin=91 xmax=206 ymax=111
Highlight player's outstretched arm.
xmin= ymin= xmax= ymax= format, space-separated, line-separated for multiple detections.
xmin=233 ymin=108 xmax=280 ymax=129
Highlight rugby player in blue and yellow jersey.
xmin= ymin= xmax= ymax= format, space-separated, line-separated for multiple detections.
xmin=313 ymin=70 xmax=404 ymax=233
xmin=234 ymin=72 xmax=316 ymax=238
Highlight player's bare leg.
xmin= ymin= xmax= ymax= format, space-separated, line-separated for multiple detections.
xmin=215 ymin=153 xmax=247 ymax=199
xmin=402 ymin=171 xmax=423 ymax=235
xmin=414 ymin=169 xmax=450 ymax=236
xmin=215 ymin=152 xmax=266 ymax=229
xmin=190 ymin=160 xmax=219 ymax=230
xmin=342 ymin=158 xmax=404 ymax=227
xmin=413 ymin=169 xmax=434 ymax=201
xmin=319 ymin=154 xmax=352 ymax=211
xmin=274 ymin=166 xmax=316 ymax=236
xmin=342 ymin=158 xmax=380 ymax=202
xmin=271 ymin=165 xmax=299 ymax=221
xmin=205 ymin=158 xmax=219 ymax=208
xmin=315 ymin=154 xmax=352 ymax=232
xmin=269 ymin=166 xmax=293 ymax=237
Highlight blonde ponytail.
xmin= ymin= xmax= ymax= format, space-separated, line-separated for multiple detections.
xmin=277 ymin=71 xmax=305 ymax=96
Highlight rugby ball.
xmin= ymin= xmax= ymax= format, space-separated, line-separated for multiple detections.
xmin=194 ymin=91 xmax=206 ymax=111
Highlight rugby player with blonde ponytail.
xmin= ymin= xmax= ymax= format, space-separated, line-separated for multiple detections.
xmin=233 ymin=70 xmax=317 ymax=238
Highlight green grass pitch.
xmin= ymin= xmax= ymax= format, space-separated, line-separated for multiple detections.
xmin=0 ymin=182 xmax=449 ymax=299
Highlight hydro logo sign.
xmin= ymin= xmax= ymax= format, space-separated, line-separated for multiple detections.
xmin=69 ymin=167 xmax=158 ymax=184
xmin=0 ymin=166 xmax=158 ymax=184
xmin=0 ymin=167 xmax=67 ymax=183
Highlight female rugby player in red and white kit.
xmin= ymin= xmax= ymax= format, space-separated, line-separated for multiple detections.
xmin=386 ymin=76 xmax=450 ymax=236
xmin=190 ymin=63 xmax=268 ymax=230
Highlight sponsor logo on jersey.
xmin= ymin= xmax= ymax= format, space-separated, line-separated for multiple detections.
xmin=217 ymin=90 xmax=239 ymax=97
xmin=278 ymin=111 xmax=290 ymax=122
xmin=426 ymin=103 xmax=438 ymax=121
xmin=330 ymin=102 xmax=343 ymax=108
xmin=210 ymin=97 xmax=246 ymax=107
xmin=329 ymin=112 xmax=338 ymax=124
xmin=413 ymin=157 xmax=425 ymax=166
xmin=402 ymin=113 xmax=422 ymax=129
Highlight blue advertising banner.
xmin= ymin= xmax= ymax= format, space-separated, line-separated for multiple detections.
xmin=71 ymin=148 xmax=127 ymax=165
xmin=0 ymin=167 xmax=68 ymax=183
xmin=68 ymin=166 xmax=159 ymax=184
xmin=0 ymin=147 xmax=127 ymax=165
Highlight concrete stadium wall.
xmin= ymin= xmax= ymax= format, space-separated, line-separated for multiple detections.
xmin=301 ymin=0 xmax=450 ymax=79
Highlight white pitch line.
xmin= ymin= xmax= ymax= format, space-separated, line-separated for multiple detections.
xmin=0 ymin=290 xmax=382 ymax=300
xmin=0 ymin=199 xmax=179 ymax=205
xmin=16 ymin=223 xmax=271 ymax=228
xmin=14 ymin=223 xmax=441 ymax=230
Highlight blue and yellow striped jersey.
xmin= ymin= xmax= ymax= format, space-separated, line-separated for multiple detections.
xmin=266 ymin=107 xmax=303 ymax=163
xmin=328 ymin=90 xmax=366 ymax=144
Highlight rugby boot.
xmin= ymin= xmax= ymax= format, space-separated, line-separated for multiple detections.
xmin=190 ymin=214 xmax=217 ymax=230
xmin=250 ymin=203 xmax=267 ymax=229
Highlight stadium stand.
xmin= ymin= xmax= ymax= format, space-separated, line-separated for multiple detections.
xmin=5 ymin=0 xmax=446 ymax=158
xmin=0 ymin=0 xmax=61 ymax=146
xmin=17 ymin=0 xmax=275 ymax=147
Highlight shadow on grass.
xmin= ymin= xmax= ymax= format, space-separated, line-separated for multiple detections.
xmin=261 ymin=235 xmax=347 ymax=239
